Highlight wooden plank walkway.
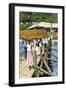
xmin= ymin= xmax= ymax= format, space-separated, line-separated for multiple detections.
xmin=19 ymin=56 xmax=40 ymax=78
xmin=19 ymin=60 xmax=34 ymax=78
xmin=19 ymin=44 xmax=53 ymax=78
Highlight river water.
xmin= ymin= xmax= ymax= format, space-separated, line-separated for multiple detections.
xmin=50 ymin=42 xmax=58 ymax=76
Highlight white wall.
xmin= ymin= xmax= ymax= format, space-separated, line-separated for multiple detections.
xmin=0 ymin=0 xmax=66 ymax=89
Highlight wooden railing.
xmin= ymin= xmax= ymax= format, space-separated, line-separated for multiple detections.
xmin=32 ymin=42 xmax=58 ymax=77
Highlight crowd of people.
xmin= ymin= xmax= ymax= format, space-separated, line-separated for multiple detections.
xmin=20 ymin=37 xmax=51 ymax=70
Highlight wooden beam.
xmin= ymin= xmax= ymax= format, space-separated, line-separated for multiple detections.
xmin=43 ymin=59 xmax=52 ymax=75
xmin=42 ymin=53 xmax=52 ymax=75
xmin=35 ymin=66 xmax=51 ymax=76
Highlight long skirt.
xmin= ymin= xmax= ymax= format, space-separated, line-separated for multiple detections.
xmin=27 ymin=51 xmax=33 ymax=66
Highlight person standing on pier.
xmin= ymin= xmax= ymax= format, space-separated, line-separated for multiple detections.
xmin=34 ymin=43 xmax=40 ymax=65
xmin=42 ymin=38 xmax=45 ymax=54
xmin=27 ymin=42 xmax=33 ymax=69
xmin=44 ymin=38 xmax=48 ymax=52
xmin=24 ymin=41 xmax=27 ymax=59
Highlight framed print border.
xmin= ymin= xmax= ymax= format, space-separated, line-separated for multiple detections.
xmin=9 ymin=3 xmax=65 ymax=87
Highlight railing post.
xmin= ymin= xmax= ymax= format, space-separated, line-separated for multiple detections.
xmin=34 ymin=50 xmax=39 ymax=77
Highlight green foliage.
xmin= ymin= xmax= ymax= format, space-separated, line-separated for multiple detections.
xmin=19 ymin=12 xmax=58 ymax=30
xmin=32 ymin=13 xmax=58 ymax=23
xmin=19 ymin=12 xmax=32 ymax=22
xmin=20 ymin=23 xmax=32 ymax=31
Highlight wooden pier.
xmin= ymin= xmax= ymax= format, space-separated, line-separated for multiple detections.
xmin=19 ymin=40 xmax=58 ymax=78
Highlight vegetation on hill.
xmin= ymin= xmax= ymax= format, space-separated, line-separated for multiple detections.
xmin=19 ymin=12 xmax=58 ymax=30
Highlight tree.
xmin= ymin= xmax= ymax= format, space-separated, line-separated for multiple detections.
xmin=19 ymin=12 xmax=58 ymax=30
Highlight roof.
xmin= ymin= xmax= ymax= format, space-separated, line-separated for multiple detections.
xmin=38 ymin=22 xmax=51 ymax=28
xmin=27 ymin=22 xmax=58 ymax=29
